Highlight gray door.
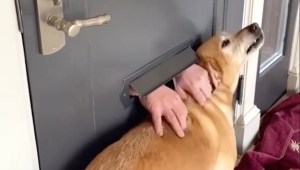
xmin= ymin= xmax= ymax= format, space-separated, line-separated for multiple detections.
xmin=20 ymin=0 xmax=216 ymax=169
xmin=255 ymin=0 xmax=296 ymax=113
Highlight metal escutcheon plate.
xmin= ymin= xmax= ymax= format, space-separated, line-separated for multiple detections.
xmin=35 ymin=0 xmax=65 ymax=55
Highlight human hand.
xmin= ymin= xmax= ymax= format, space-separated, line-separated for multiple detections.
xmin=129 ymin=85 xmax=188 ymax=137
xmin=174 ymin=64 xmax=214 ymax=105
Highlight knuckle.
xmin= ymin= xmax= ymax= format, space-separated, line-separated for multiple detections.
xmin=172 ymin=94 xmax=181 ymax=103
xmin=167 ymin=113 xmax=176 ymax=120
xmin=152 ymin=108 xmax=161 ymax=115
xmin=152 ymin=110 xmax=162 ymax=117
xmin=174 ymin=94 xmax=181 ymax=101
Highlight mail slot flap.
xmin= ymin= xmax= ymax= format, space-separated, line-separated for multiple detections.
xmin=120 ymin=39 xmax=198 ymax=107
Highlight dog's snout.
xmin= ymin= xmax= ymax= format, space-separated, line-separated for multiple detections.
xmin=248 ymin=23 xmax=259 ymax=33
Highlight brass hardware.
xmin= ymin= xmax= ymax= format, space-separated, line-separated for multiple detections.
xmin=35 ymin=0 xmax=110 ymax=55
xmin=47 ymin=14 xmax=111 ymax=37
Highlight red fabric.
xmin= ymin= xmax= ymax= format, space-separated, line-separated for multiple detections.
xmin=235 ymin=93 xmax=300 ymax=170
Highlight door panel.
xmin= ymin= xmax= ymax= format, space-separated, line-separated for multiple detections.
xmin=259 ymin=0 xmax=288 ymax=73
xmin=20 ymin=0 xmax=215 ymax=169
xmin=255 ymin=0 xmax=291 ymax=113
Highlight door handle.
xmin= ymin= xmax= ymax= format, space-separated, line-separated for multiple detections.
xmin=47 ymin=14 xmax=111 ymax=37
xmin=35 ymin=0 xmax=110 ymax=55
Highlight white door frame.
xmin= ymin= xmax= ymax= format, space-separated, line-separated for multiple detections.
xmin=233 ymin=0 xmax=265 ymax=154
xmin=0 ymin=0 xmax=39 ymax=170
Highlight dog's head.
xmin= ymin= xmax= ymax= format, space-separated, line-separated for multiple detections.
xmin=196 ymin=23 xmax=264 ymax=88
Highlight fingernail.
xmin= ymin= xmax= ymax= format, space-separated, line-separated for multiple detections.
xmin=157 ymin=131 xmax=163 ymax=136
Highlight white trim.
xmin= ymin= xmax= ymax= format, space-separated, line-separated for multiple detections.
xmin=236 ymin=105 xmax=260 ymax=126
xmin=234 ymin=0 xmax=264 ymax=154
xmin=288 ymin=71 xmax=299 ymax=93
xmin=234 ymin=106 xmax=260 ymax=153
xmin=241 ymin=0 xmax=264 ymax=115
xmin=287 ymin=5 xmax=299 ymax=94
xmin=0 ymin=0 xmax=39 ymax=170
xmin=234 ymin=0 xmax=264 ymax=121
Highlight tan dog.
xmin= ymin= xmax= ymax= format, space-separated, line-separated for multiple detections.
xmin=86 ymin=23 xmax=264 ymax=170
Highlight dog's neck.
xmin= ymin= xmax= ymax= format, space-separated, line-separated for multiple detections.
xmin=193 ymin=60 xmax=242 ymax=123
xmin=200 ymin=59 xmax=242 ymax=94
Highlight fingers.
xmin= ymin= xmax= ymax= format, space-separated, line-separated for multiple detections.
xmin=152 ymin=114 xmax=163 ymax=136
xmin=172 ymin=99 xmax=188 ymax=130
xmin=138 ymin=85 xmax=187 ymax=138
xmin=175 ymin=64 xmax=215 ymax=105
xmin=190 ymin=86 xmax=206 ymax=105
xmin=164 ymin=110 xmax=185 ymax=138
xmin=200 ymin=83 xmax=213 ymax=99
xmin=198 ymin=69 xmax=213 ymax=98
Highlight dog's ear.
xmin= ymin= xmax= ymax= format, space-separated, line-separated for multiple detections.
xmin=207 ymin=63 xmax=221 ymax=89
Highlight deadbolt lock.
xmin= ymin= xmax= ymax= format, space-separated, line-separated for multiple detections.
xmin=35 ymin=0 xmax=110 ymax=55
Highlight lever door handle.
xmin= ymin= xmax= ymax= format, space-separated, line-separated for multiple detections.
xmin=35 ymin=0 xmax=111 ymax=55
xmin=47 ymin=14 xmax=111 ymax=37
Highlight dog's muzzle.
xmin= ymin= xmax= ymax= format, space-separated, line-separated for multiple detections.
xmin=246 ymin=23 xmax=264 ymax=54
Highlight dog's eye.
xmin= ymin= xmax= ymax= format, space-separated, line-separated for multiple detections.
xmin=221 ymin=39 xmax=230 ymax=48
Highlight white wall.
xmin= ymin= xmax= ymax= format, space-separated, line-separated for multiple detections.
xmin=0 ymin=0 xmax=39 ymax=170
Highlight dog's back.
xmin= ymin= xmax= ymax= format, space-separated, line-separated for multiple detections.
xmin=86 ymin=94 xmax=236 ymax=170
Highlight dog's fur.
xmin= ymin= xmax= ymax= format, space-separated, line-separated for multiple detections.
xmin=86 ymin=23 xmax=264 ymax=170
